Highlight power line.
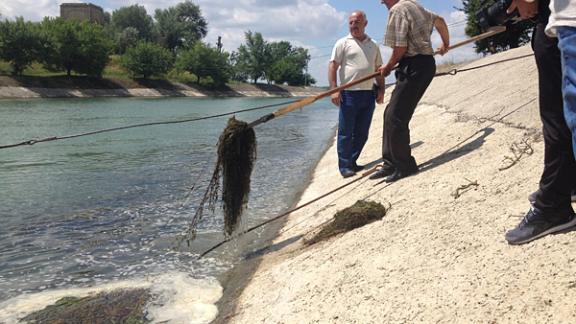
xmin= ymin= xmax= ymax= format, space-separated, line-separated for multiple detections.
xmin=0 ymin=52 xmax=535 ymax=151
xmin=0 ymin=99 xmax=300 ymax=150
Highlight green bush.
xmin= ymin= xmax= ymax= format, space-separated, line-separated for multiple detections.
xmin=41 ymin=18 xmax=113 ymax=77
xmin=121 ymin=41 xmax=174 ymax=79
xmin=0 ymin=17 xmax=43 ymax=75
xmin=176 ymin=42 xmax=230 ymax=85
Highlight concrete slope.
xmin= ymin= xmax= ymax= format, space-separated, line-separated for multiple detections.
xmin=225 ymin=45 xmax=576 ymax=323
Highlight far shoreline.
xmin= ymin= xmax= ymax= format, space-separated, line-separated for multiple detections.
xmin=0 ymin=76 xmax=325 ymax=100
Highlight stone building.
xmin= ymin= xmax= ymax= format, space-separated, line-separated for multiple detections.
xmin=60 ymin=3 xmax=105 ymax=25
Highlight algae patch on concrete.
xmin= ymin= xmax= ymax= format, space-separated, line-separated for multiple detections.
xmin=304 ymin=200 xmax=387 ymax=245
xmin=21 ymin=288 xmax=151 ymax=324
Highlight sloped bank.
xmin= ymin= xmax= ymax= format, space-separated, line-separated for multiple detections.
xmin=221 ymin=45 xmax=576 ymax=323
xmin=0 ymin=76 xmax=324 ymax=99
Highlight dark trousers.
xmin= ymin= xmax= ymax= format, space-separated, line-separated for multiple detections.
xmin=532 ymin=23 xmax=576 ymax=215
xmin=337 ymin=90 xmax=376 ymax=172
xmin=382 ymin=55 xmax=436 ymax=171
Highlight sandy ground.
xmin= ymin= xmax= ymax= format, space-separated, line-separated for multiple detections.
xmin=220 ymin=45 xmax=576 ymax=323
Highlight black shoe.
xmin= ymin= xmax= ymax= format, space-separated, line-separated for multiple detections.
xmin=384 ymin=167 xmax=418 ymax=183
xmin=352 ymin=164 xmax=365 ymax=172
xmin=368 ymin=166 xmax=395 ymax=180
xmin=341 ymin=169 xmax=356 ymax=178
xmin=505 ymin=207 xmax=576 ymax=245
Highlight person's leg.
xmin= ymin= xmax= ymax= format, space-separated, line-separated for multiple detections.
xmin=386 ymin=56 xmax=435 ymax=169
xmin=371 ymin=56 xmax=436 ymax=180
xmin=505 ymin=24 xmax=576 ymax=245
xmin=557 ymin=26 xmax=576 ymax=159
xmin=350 ymin=91 xmax=376 ymax=167
xmin=532 ymin=24 xmax=576 ymax=213
xmin=337 ymin=91 xmax=359 ymax=175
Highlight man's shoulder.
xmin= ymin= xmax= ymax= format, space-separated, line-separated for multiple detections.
xmin=391 ymin=0 xmax=421 ymax=14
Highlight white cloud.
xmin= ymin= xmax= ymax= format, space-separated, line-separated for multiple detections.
xmin=0 ymin=0 xmax=72 ymax=21
xmin=434 ymin=10 xmax=482 ymax=66
xmin=0 ymin=1 xmax=483 ymax=87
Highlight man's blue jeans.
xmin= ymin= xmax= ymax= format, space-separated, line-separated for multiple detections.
xmin=558 ymin=26 xmax=576 ymax=159
xmin=337 ymin=90 xmax=375 ymax=173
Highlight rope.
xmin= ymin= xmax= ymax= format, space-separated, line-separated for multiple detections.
xmin=198 ymin=97 xmax=538 ymax=257
xmin=435 ymin=53 xmax=534 ymax=77
xmin=198 ymin=167 xmax=379 ymax=258
xmin=0 ymin=52 xmax=537 ymax=151
xmin=0 ymin=99 xmax=300 ymax=150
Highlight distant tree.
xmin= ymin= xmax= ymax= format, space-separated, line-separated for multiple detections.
xmin=116 ymin=27 xmax=139 ymax=54
xmin=0 ymin=17 xmax=43 ymax=75
xmin=228 ymin=51 xmax=249 ymax=82
xmin=176 ymin=42 xmax=230 ymax=84
xmin=155 ymin=1 xmax=208 ymax=53
xmin=111 ymin=5 xmax=154 ymax=41
xmin=41 ymin=18 xmax=112 ymax=77
xmin=267 ymin=41 xmax=311 ymax=86
xmin=236 ymin=31 xmax=271 ymax=84
xmin=103 ymin=12 xmax=111 ymax=25
xmin=459 ymin=0 xmax=534 ymax=54
xmin=121 ymin=41 xmax=174 ymax=79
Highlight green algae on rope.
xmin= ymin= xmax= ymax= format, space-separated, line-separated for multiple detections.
xmin=188 ymin=117 xmax=256 ymax=239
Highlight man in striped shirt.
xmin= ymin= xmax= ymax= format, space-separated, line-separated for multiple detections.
xmin=370 ymin=0 xmax=449 ymax=182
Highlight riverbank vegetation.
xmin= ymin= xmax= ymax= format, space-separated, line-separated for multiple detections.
xmin=0 ymin=1 xmax=315 ymax=89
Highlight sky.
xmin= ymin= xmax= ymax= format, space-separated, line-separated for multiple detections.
xmin=0 ymin=0 xmax=481 ymax=86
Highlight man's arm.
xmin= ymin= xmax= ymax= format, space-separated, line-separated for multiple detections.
xmin=507 ymin=0 xmax=538 ymax=19
xmin=328 ymin=61 xmax=341 ymax=106
xmin=378 ymin=46 xmax=407 ymax=77
xmin=434 ymin=16 xmax=450 ymax=55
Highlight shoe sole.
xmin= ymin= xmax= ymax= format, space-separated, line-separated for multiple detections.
xmin=508 ymin=216 xmax=576 ymax=245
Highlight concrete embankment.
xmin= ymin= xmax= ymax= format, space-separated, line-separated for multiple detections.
xmin=220 ymin=45 xmax=576 ymax=323
xmin=0 ymin=79 xmax=324 ymax=99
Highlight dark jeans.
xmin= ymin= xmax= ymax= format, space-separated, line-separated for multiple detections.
xmin=337 ymin=90 xmax=376 ymax=172
xmin=532 ymin=23 xmax=576 ymax=215
xmin=381 ymin=55 xmax=436 ymax=171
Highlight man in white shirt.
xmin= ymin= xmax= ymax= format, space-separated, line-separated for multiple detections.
xmin=329 ymin=10 xmax=385 ymax=178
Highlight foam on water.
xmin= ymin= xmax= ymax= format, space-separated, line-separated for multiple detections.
xmin=0 ymin=272 xmax=222 ymax=324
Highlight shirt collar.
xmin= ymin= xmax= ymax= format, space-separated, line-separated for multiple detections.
xmin=346 ymin=34 xmax=372 ymax=43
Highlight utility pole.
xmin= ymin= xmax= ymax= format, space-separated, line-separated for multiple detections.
xmin=217 ymin=36 xmax=223 ymax=53
xmin=304 ymin=59 xmax=309 ymax=87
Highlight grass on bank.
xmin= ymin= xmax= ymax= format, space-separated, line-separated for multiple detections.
xmin=0 ymin=57 xmax=237 ymax=90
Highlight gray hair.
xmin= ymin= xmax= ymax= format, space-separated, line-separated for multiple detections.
xmin=350 ymin=10 xmax=367 ymax=21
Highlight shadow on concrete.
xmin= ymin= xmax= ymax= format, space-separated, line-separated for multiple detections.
xmin=418 ymin=127 xmax=494 ymax=173
xmin=243 ymin=235 xmax=304 ymax=260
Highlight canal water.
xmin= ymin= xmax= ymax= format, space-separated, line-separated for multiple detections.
xmin=0 ymin=96 xmax=337 ymax=322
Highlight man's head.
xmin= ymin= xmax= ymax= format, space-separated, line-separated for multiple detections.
xmin=380 ymin=0 xmax=399 ymax=9
xmin=348 ymin=10 xmax=368 ymax=40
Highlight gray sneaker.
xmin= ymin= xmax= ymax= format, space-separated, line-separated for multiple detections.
xmin=505 ymin=207 xmax=576 ymax=245
xmin=528 ymin=190 xmax=539 ymax=205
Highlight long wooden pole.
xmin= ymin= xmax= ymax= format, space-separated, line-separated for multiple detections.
xmin=248 ymin=26 xmax=507 ymax=128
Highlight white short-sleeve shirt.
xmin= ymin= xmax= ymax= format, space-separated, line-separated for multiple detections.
xmin=330 ymin=35 xmax=383 ymax=91
xmin=546 ymin=0 xmax=576 ymax=37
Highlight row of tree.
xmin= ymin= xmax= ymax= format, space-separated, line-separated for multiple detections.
xmin=0 ymin=1 xmax=315 ymax=86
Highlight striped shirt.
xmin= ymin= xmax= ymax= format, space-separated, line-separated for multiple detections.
xmin=384 ymin=0 xmax=438 ymax=57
